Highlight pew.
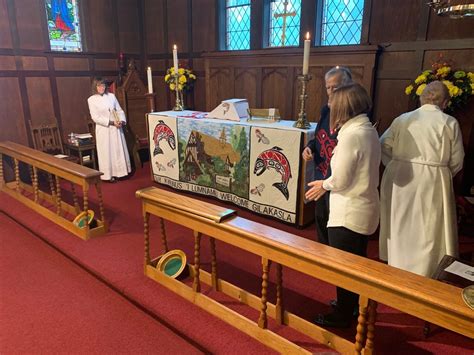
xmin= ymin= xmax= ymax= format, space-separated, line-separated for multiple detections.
xmin=0 ymin=141 xmax=107 ymax=240
xmin=136 ymin=186 xmax=473 ymax=354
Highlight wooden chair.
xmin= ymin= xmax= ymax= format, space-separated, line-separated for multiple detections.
xmin=28 ymin=120 xmax=79 ymax=163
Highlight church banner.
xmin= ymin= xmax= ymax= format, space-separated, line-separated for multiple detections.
xmin=148 ymin=111 xmax=315 ymax=225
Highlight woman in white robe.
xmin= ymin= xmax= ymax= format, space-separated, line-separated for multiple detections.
xmin=379 ymin=81 xmax=465 ymax=277
xmin=87 ymin=78 xmax=131 ymax=182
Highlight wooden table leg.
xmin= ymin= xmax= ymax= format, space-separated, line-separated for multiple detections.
xmin=159 ymin=217 xmax=169 ymax=252
xmin=144 ymin=211 xmax=150 ymax=271
xmin=355 ymin=296 xmax=369 ymax=354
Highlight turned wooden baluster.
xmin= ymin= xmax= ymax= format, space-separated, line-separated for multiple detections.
xmin=95 ymin=182 xmax=105 ymax=226
xmin=144 ymin=211 xmax=151 ymax=270
xmin=48 ymin=173 xmax=56 ymax=198
xmin=32 ymin=166 xmax=39 ymax=203
xmin=209 ymin=237 xmax=218 ymax=290
xmin=55 ymin=175 xmax=62 ymax=216
xmin=82 ymin=184 xmax=89 ymax=232
xmin=0 ymin=153 xmax=4 ymax=187
xmin=355 ymin=296 xmax=369 ymax=354
xmin=159 ymin=217 xmax=169 ymax=252
xmin=28 ymin=165 xmax=34 ymax=187
xmin=275 ymin=263 xmax=284 ymax=325
xmin=14 ymin=158 xmax=20 ymax=191
xmin=258 ymin=258 xmax=271 ymax=329
xmin=70 ymin=183 xmax=80 ymax=214
xmin=193 ymin=231 xmax=201 ymax=292
xmin=364 ymin=299 xmax=378 ymax=354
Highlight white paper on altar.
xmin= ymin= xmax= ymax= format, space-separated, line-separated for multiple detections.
xmin=444 ymin=261 xmax=474 ymax=281
xmin=208 ymin=99 xmax=249 ymax=121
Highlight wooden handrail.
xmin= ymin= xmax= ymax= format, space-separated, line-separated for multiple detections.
xmin=136 ymin=187 xmax=473 ymax=353
xmin=1 ymin=141 xmax=107 ymax=240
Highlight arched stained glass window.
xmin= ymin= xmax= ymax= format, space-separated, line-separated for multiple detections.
xmin=225 ymin=0 xmax=251 ymax=50
xmin=320 ymin=0 xmax=364 ymax=46
xmin=45 ymin=0 xmax=83 ymax=52
xmin=269 ymin=0 xmax=301 ymax=47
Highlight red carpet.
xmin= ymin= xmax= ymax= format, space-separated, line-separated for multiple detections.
xmin=1 ymin=165 xmax=473 ymax=354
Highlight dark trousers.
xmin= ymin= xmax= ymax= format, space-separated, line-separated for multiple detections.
xmin=328 ymin=227 xmax=368 ymax=318
xmin=314 ymin=192 xmax=330 ymax=245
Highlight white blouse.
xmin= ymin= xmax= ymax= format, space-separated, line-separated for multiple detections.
xmin=322 ymin=114 xmax=381 ymax=235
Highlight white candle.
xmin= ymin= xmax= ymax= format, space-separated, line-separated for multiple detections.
xmin=302 ymin=32 xmax=310 ymax=75
xmin=147 ymin=66 xmax=153 ymax=94
xmin=172 ymin=45 xmax=178 ymax=74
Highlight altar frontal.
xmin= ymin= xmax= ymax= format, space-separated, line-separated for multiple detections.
xmin=148 ymin=111 xmax=315 ymax=225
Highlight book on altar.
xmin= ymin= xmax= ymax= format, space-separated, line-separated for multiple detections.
xmin=208 ymin=99 xmax=249 ymax=121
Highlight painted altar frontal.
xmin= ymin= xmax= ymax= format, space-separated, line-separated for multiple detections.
xmin=148 ymin=111 xmax=315 ymax=225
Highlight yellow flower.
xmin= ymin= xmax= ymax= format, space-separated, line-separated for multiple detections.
xmin=471 ymin=83 xmax=474 ymax=94
xmin=170 ymin=83 xmax=176 ymax=90
xmin=405 ymin=85 xmax=414 ymax=95
xmin=178 ymin=84 xmax=183 ymax=91
xmin=468 ymin=72 xmax=474 ymax=83
xmin=179 ymin=75 xmax=187 ymax=84
xmin=415 ymin=74 xmax=427 ymax=84
xmin=178 ymin=68 xmax=185 ymax=75
xmin=436 ymin=66 xmax=451 ymax=78
xmin=164 ymin=74 xmax=170 ymax=82
xmin=189 ymin=74 xmax=196 ymax=80
xmin=422 ymin=70 xmax=432 ymax=76
xmin=415 ymin=83 xmax=426 ymax=96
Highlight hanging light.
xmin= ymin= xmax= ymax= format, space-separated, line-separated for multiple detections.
xmin=427 ymin=0 xmax=474 ymax=18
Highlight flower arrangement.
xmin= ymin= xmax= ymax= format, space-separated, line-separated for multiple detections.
xmin=164 ymin=67 xmax=196 ymax=92
xmin=405 ymin=59 xmax=473 ymax=113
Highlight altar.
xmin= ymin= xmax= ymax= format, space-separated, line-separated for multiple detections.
xmin=147 ymin=111 xmax=315 ymax=226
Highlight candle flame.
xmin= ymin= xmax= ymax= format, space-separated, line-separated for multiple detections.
xmin=147 ymin=66 xmax=151 ymax=70
xmin=173 ymin=44 xmax=177 ymax=50
xmin=305 ymin=32 xmax=310 ymax=40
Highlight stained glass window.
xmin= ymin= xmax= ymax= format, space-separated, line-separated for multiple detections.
xmin=321 ymin=0 xmax=363 ymax=46
xmin=226 ymin=0 xmax=251 ymax=50
xmin=269 ymin=0 xmax=301 ymax=47
xmin=45 ymin=0 xmax=83 ymax=52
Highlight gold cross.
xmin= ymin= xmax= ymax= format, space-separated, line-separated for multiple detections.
xmin=273 ymin=0 xmax=297 ymax=46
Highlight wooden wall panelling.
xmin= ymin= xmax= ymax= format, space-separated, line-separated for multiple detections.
xmin=262 ymin=68 xmax=292 ymax=119
xmin=206 ymin=67 xmax=233 ymax=110
xmin=144 ymin=0 xmax=166 ymax=54
xmin=0 ymin=55 xmax=16 ymax=70
xmin=147 ymin=58 xmax=168 ymax=111
xmin=94 ymin=58 xmax=119 ymax=72
xmin=427 ymin=12 xmax=474 ymax=41
xmin=86 ymin=0 xmax=116 ymax=53
xmin=25 ymin=76 xmax=55 ymax=125
xmin=14 ymin=0 xmax=45 ymax=50
xmin=234 ymin=68 xmax=258 ymax=109
xmin=117 ymin=0 xmax=141 ymax=54
xmin=423 ymin=49 xmax=474 ymax=71
xmin=191 ymin=0 xmax=216 ymax=53
xmin=166 ymin=0 xmax=189 ymax=54
xmin=22 ymin=56 xmax=48 ymax=71
xmin=56 ymin=77 xmax=92 ymax=137
xmin=53 ymin=57 xmax=89 ymax=71
xmin=0 ymin=77 xmax=27 ymax=144
xmin=0 ymin=0 xmax=12 ymax=48
xmin=369 ymin=0 xmax=421 ymax=44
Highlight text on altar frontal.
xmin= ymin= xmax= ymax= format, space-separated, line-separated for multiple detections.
xmin=155 ymin=175 xmax=296 ymax=223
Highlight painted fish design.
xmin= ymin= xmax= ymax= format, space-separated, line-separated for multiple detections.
xmin=153 ymin=120 xmax=176 ymax=156
xmin=254 ymin=147 xmax=292 ymax=200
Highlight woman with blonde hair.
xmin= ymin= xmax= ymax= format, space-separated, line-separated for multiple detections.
xmin=306 ymin=83 xmax=381 ymax=328
xmin=87 ymin=77 xmax=131 ymax=182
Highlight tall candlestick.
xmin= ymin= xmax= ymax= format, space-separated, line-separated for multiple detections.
xmin=172 ymin=45 xmax=178 ymax=74
xmin=302 ymin=32 xmax=310 ymax=75
xmin=147 ymin=66 xmax=153 ymax=94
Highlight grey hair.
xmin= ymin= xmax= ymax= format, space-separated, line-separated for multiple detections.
xmin=325 ymin=66 xmax=353 ymax=86
xmin=420 ymin=81 xmax=449 ymax=107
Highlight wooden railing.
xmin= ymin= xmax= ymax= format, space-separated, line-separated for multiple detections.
xmin=136 ymin=186 xmax=473 ymax=354
xmin=0 ymin=141 xmax=107 ymax=240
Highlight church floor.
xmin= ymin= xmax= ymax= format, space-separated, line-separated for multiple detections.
xmin=1 ymin=164 xmax=473 ymax=354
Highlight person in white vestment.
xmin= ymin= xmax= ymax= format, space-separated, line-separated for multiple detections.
xmin=306 ymin=83 xmax=381 ymax=328
xmin=379 ymin=81 xmax=465 ymax=277
xmin=87 ymin=77 xmax=131 ymax=182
